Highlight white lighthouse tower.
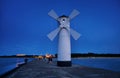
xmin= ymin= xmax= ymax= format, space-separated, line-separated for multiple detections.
xmin=47 ymin=10 xmax=81 ymax=66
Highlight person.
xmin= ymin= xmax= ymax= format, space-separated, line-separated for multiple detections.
xmin=48 ymin=55 xmax=53 ymax=63
xmin=43 ymin=56 xmax=46 ymax=61
xmin=46 ymin=54 xmax=53 ymax=63
xmin=24 ymin=58 xmax=28 ymax=64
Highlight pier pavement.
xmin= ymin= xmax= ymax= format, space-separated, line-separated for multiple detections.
xmin=4 ymin=59 xmax=120 ymax=78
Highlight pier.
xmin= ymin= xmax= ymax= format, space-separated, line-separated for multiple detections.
xmin=4 ymin=59 xmax=120 ymax=78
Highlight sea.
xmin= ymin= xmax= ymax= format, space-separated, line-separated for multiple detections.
xmin=0 ymin=58 xmax=34 ymax=76
xmin=0 ymin=57 xmax=120 ymax=76
xmin=72 ymin=58 xmax=120 ymax=72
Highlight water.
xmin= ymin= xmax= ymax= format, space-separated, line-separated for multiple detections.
xmin=0 ymin=58 xmax=120 ymax=76
xmin=0 ymin=58 xmax=33 ymax=76
xmin=72 ymin=58 xmax=120 ymax=72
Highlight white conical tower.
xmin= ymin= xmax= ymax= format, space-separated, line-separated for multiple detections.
xmin=47 ymin=10 xmax=81 ymax=66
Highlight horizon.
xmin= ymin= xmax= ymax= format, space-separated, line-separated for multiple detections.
xmin=1 ymin=52 xmax=120 ymax=56
xmin=0 ymin=0 xmax=120 ymax=55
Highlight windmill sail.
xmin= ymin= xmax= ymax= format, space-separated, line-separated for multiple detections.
xmin=48 ymin=10 xmax=58 ymax=20
xmin=70 ymin=28 xmax=80 ymax=40
xmin=47 ymin=27 xmax=60 ymax=41
xmin=69 ymin=9 xmax=80 ymax=20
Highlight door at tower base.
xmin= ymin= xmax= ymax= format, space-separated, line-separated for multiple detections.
xmin=57 ymin=61 xmax=72 ymax=67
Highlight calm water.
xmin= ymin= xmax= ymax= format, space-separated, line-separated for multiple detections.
xmin=72 ymin=58 xmax=120 ymax=72
xmin=0 ymin=58 xmax=33 ymax=76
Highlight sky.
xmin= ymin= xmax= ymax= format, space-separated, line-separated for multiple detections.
xmin=0 ymin=0 xmax=120 ymax=55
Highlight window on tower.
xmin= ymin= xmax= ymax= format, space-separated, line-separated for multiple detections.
xmin=63 ymin=19 xmax=65 ymax=22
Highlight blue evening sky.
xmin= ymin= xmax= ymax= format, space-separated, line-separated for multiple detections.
xmin=0 ymin=0 xmax=120 ymax=55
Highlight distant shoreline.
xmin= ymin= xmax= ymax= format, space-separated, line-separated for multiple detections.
xmin=73 ymin=57 xmax=120 ymax=59
xmin=0 ymin=56 xmax=120 ymax=59
xmin=0 ymin=53 xmax=120 ymax=58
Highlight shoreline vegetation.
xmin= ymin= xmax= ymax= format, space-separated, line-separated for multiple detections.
xmin=0 ymin=53 xmax=120 ymax=58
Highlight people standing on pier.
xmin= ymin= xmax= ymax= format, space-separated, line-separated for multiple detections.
xmin=45 ymin=54 xmax=53 ymax=63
